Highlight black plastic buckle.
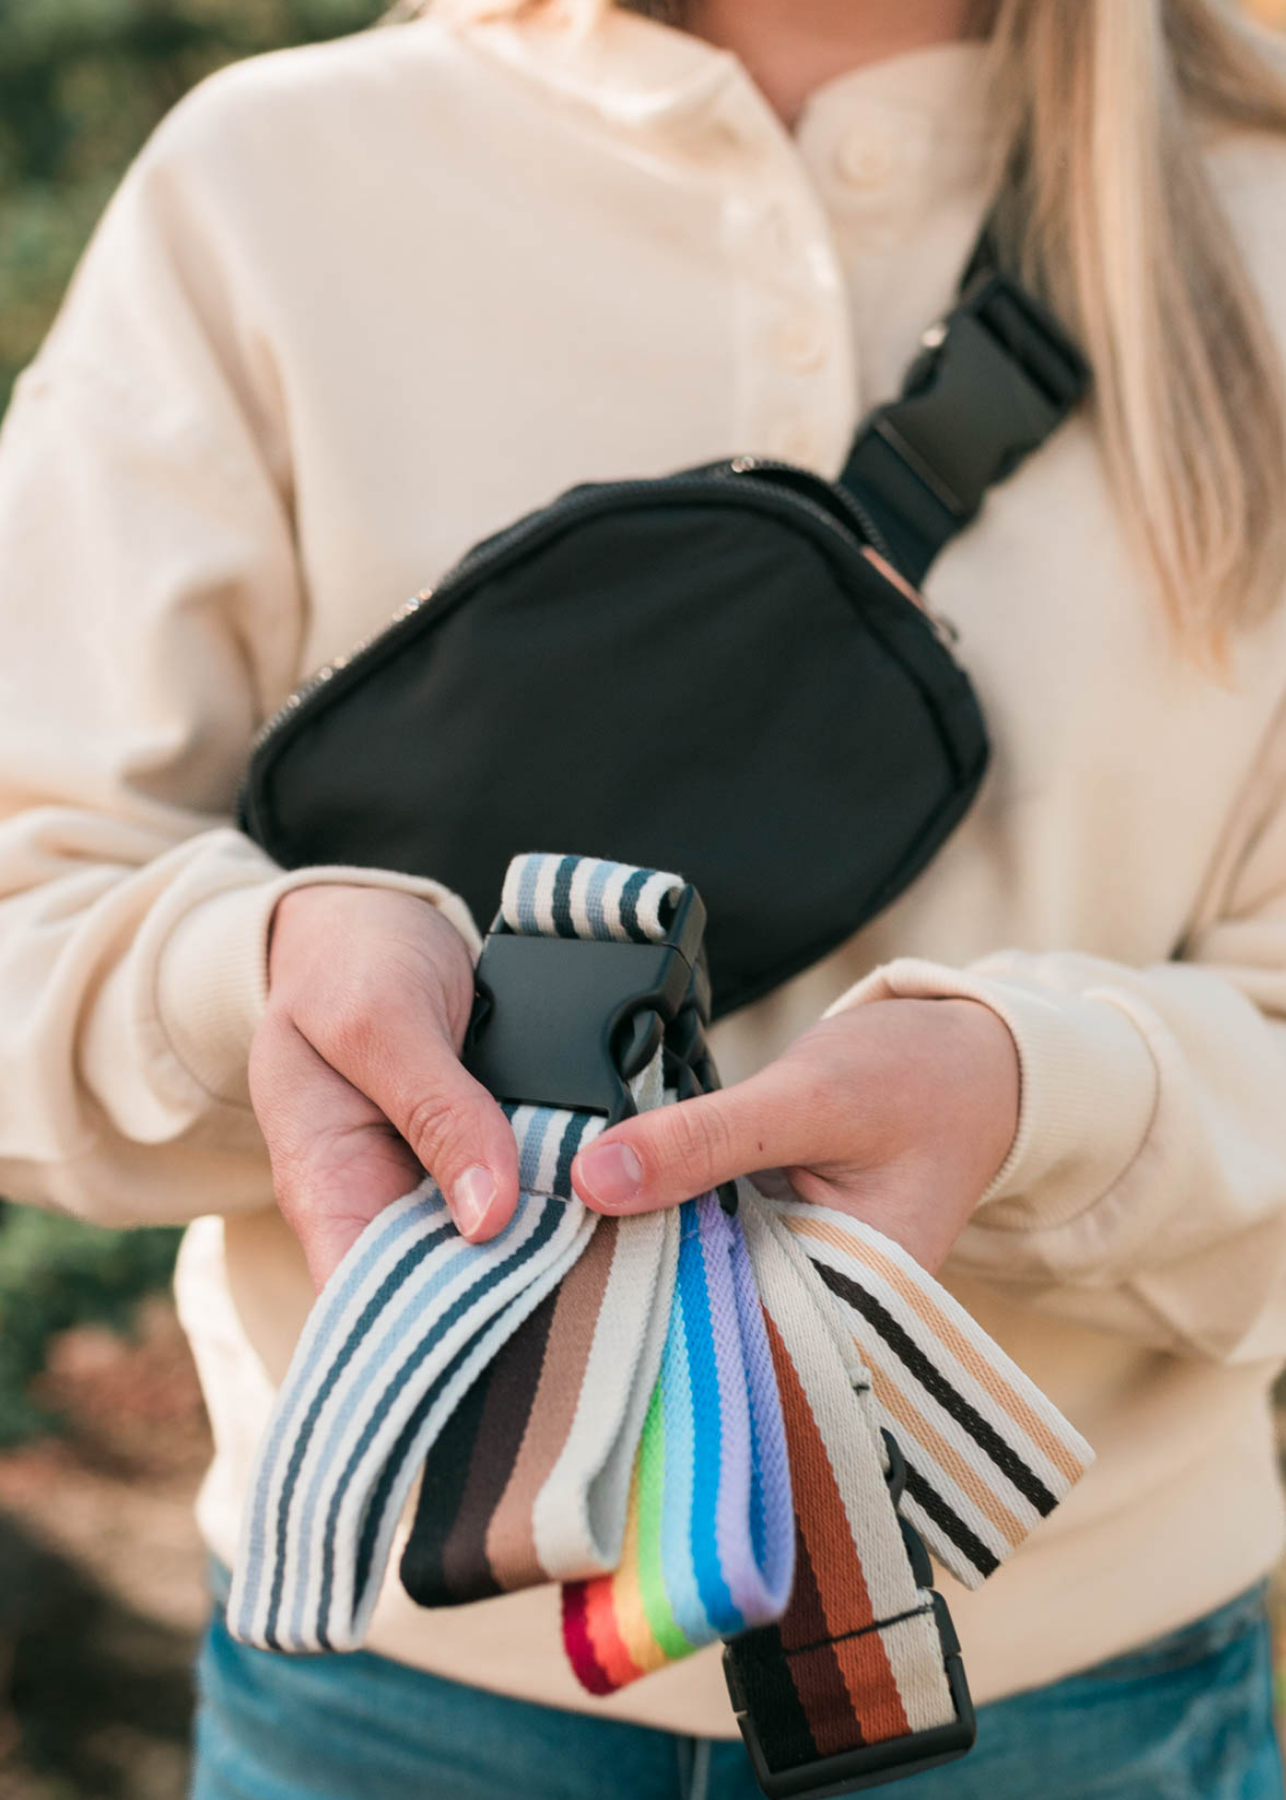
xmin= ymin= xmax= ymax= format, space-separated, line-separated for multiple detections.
xmin=725 ymin=1429 xmax=976 ymax=1799
xmin=839 ymin=266 xmax=1089 ymax=587
xmin=874 ymin=268 xmax=1090 ymax=524
xmin=462 ymin=885 xmax=715 ymax=1127
xmin=924 ymin=268 xmax=1089 ymax=416
xmin=728 ymin=1592 xmax=974 ymax=1800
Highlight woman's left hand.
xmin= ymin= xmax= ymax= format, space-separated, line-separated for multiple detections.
xmin=570 ymin=998 xmax=1020 ymax=1274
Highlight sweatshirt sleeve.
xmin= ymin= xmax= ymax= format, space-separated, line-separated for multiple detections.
xmin=0 ymin=105 xmax=479 ymax=1229
xmin=824 ymin=700 xmax=1286 ymax=1365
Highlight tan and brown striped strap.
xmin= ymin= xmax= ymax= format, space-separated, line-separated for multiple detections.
xmin=724 ymin=1196 xmax=1088 ymax=1795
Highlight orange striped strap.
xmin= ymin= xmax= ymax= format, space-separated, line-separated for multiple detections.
xmin=723 ymin=1196 xmax=1092 ymax=1795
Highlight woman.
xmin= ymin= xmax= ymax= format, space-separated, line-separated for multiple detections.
xmin=1 ymin=0 xmax=1285 ymax=1793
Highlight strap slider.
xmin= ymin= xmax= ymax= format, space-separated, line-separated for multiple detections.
xmin=462 ymin=886 xmax=715 ymax=1125
xmin=725 ymin=1427 xmax=976 ymax=1798
xmin=726 ymin=1591 xmax=975 ymax=1799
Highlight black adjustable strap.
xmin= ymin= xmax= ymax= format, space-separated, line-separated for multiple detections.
xmin=839 ymin=250 xmax=1090 ymax=588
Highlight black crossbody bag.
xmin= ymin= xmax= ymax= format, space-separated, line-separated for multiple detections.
xmin=235 ymin=247 xmax=1090 ymax=1799
xmin=237 ymin=245 xmax=1087 ymax=1020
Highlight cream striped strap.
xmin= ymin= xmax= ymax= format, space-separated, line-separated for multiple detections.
xmin=227 ymin=854 xmax=1092 ymax=1797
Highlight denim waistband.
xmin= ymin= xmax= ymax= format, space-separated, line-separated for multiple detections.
xmin=1071 ymin=1577 xmax=1272 ymax=1683
xmin=203 ymin=1555 xmax=1272 ymax=1693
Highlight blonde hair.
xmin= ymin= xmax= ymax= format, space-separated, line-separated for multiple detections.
xmin=404 ymin=0 xmax=1286 ymax=645
xmin=987 ymin=0 xmax=1286 ymax=646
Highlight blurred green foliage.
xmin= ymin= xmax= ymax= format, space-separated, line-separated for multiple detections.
xmin=0 ymin=0 xmax=387 ymax=413
xmin=0 ymin=1204 xmax=183 ymax=1442
xmin=0 ymin=0 xmax=388 ymax=1440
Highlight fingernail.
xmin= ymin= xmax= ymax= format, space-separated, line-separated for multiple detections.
xmin=576 ymin=1141 xmax=643 ymax=1211
xmin=452 ymin=1165 xmax=497 ymax=1238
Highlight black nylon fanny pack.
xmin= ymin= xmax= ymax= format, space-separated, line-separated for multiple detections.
xmin=237 ymin=250 xmax=1087 ymax=1019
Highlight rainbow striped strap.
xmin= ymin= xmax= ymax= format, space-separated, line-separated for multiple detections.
xmin=225 ymin=852 xmax=1093 ymax=1795
xmin=560 ymin=1186 xmax=797 ymax=1689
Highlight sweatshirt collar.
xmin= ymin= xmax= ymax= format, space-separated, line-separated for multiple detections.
xmin=463 ymin=6 xmax=995 ymax=151
xmin=463 ymin=7 xmax=747 ymax=131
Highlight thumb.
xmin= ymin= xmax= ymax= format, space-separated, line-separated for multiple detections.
xmin=379 ymin=1036 xmax=521 ymax=1244
xmin=572 ymin=1084 xmax=771 ymax=1216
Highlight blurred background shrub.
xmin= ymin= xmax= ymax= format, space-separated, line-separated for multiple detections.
xmin=0 ymin=0 xmax=386 ymax=414
xmin=0 ymin=1206 xmax=182 ymax=1443
xmin=0 ymin=0 xmax=385 ymax=1461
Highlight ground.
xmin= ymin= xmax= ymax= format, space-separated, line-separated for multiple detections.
xmin=0 ymin=1305 xmax=1283 ymax=1799
xmin=0 ymin=1301 xmax=210 ymax=1800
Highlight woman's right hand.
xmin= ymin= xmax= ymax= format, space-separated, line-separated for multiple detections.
xmin=248 ymin=884 xmax=519 ymax=1291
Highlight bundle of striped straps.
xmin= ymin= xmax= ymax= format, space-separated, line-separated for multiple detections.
xmin=229 ymin=853 xmax=1092 ymax=1796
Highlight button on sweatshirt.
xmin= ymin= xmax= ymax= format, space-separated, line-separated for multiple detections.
xmin=3 ymin=6 xmax=1286 ymax=1736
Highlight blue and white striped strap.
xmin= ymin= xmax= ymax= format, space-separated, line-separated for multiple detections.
xmin=229 ymin=854 xmax=791 ymax=1656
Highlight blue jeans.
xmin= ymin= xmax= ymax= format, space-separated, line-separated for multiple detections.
xmin=192 ymin=1569 xmax=1284 ymax=1799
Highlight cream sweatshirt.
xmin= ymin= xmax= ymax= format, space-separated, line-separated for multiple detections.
xmin=3 ymin=6 xmax=1286 ymax=1738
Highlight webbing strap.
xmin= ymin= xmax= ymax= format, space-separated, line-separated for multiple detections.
xmin=227 ymin=855 xmax=1092 ymax=1795
xmin=559 ymin=1186 xmax=795 ymax=1683
xmin=722 ymin=1199 xmax=1091 ymax=1791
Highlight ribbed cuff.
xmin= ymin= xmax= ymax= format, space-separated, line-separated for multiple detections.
xmin=823 ymin=956 xmax=1159 ymax=1231
xmin=153 ymin=859 xmax=482 ymax=1109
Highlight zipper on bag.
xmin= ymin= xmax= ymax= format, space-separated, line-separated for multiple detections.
xmin=236 ymin=459 xmax=963 ymax=824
